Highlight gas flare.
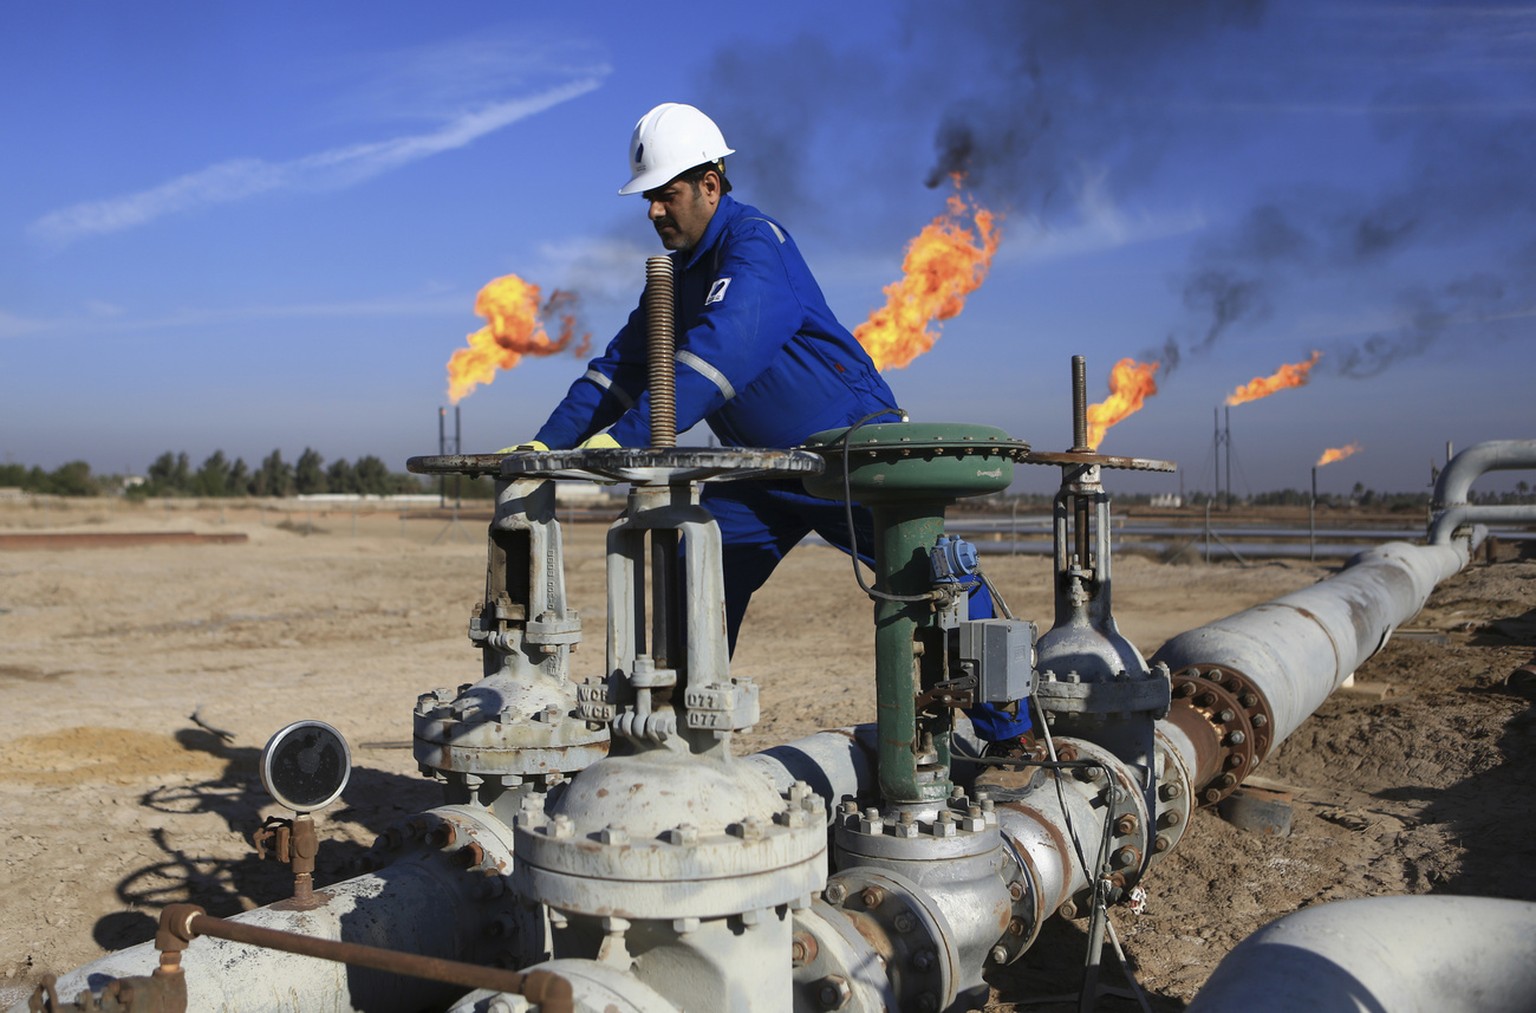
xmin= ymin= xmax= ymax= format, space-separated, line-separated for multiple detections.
xmin=1087 ymin=358 xmax=1159 ymax=450
xmin=445 ymin=275 xmax=587 ymax=403
xmin=855 ymin=183 xmax=1000 ymax=371
xmin=1225 ymin=350 xmax=1323 ymax=406
xmin=1316 ymin=443 xmax=1361 ymax=467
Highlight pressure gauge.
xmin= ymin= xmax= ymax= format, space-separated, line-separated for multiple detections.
xmin=260 ymin=719 xmax=352 ymax=813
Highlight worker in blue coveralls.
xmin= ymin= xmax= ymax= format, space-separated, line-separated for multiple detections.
xmin=509 ymin=103 xmax=1031 ymax=757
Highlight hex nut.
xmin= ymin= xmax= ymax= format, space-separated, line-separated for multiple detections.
xmin=792 ymin=931 xmax=819 ymax=967
xmin=816 ymin=975 xmax=851 ymax=1010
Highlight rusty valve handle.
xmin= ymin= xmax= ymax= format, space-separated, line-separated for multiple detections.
xmin=153 ymin=904 xmax=574 ymax=1012
xmin=644 ymin=255 xmax=676 ymax=448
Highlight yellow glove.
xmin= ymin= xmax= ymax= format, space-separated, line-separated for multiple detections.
xmin=495 ymin=440 xmax=549 ymax=453
xmin=577 ymin=433 xmax=621 ymax=450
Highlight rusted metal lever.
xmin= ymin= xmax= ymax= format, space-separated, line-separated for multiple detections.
xmin=914 ymin=673 xmax=979 ymax=712
xmin=156 ymin=904 xmax=574 ymax=1012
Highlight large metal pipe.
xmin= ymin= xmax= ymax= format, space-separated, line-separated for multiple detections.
xmin=1430 ymin=438 xmax=1536 ymax=546
xmin=26 ymin=439 xmax=1532 ymax=1012
xmin=19 ymin=522 xmax=1477 ymax=1012
xmin=10 ymin=806 xmax=530 ymax=1013
xmin=1188 ymin=896 xmax=1536 ymax=1012
xmin=1152 ymin=540 xmax=1468 ymax=755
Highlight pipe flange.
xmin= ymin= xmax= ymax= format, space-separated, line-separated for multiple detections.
xmin=414 ymin=680 xmax=609 ymax=781
xmin=1034 ymin=667 xmax=1171 ymax=717
xmin=1149 ymin=730 xmax=1196 ymax=863
xmin=821 ymin=867 xmax=957 ymax=1012
xmin=988 ymin=834 xmax=1040 ymax=966
xmin=515 ymin=771 xmax=827 ymax=920
xmin=791 ymin=902 xmax=900 ymax=1011
xmin=1053 ymin=738 xmax=1154 ymax=912
xmin=1169 ymin=666 xmax=1274 ymax=805
xmin=360 ymin=806 xmax=537 ymax=970
xmin=833 ymin=798 xmax=1000 ymax=862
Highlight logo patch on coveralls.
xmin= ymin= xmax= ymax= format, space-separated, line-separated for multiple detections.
xmin=706 ymin=278 xmax=731 ymax=305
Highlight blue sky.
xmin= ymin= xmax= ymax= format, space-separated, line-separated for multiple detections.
xmin=3 ymin=1 xmax=1532 ymax=496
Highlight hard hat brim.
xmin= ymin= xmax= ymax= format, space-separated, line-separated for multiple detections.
xmin=618 ymin=149 xmax=735 ymax=197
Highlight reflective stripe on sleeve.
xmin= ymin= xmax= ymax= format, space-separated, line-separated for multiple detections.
xmin=583 ymin=369 xmax=635 ymax=409
xmin=745 ymin=217 xmax=786 ymax=243
xmin=675 ymin=349 xmax=736 ymax=401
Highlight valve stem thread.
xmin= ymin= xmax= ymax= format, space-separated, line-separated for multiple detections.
xmin=1071 ymin=355 xmax=1089 ymax=453
xmin=645 ymin=256 xmax=677 ymax=448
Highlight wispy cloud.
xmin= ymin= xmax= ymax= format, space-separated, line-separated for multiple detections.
xmin=0 ymin=295 xmax=472 ymax=341
xmin=0 ymin=309 xmax=56 ymax=340
xmin=29 ymin=76 xmax=603 ymax=247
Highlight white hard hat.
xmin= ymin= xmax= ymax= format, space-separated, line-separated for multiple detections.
xmin=618 ymin=103 xmax=735 ymax=196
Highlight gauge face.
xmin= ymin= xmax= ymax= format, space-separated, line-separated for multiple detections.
xmin=260 ymin=720 xmax=352 ymax=812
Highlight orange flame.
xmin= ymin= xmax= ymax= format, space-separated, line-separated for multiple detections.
xmin=1087 ymin=358 xmax=1160 ymax=450
xmin=855 ymin=184 xmax=1000 ymax=371
xmin=1316 ymin=442 xmax=1361 ymax=467
xmin=445 ymin=275 xmax=588 ymax=403
xmin=1225 ymin=350 xmax=1323 ymax=406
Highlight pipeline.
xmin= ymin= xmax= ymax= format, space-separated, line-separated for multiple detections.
xmin=11 ymin=805 xmax=539 ymax=1012
xmin=1152 ymin=539 xmax=1469 ymax=790
xmin=1188 ymin=896 xmax=1536 ymax=1012
xmin=1429 ymin=438 xmax=1536 ymax=546
xmin=17 ymin=433 xmax=1534 ymax=1013
xmin=15 ymin=727 xmax=878 ymax=1013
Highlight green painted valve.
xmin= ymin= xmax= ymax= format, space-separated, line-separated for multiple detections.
xmin=801 ymin=422 xmax=1029 ymax=803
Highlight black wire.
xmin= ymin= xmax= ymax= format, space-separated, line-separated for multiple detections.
xmin=838 ymin=409 xmax=934 ymax=604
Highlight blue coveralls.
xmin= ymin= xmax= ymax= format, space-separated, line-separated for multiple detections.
xmin=535 ymin=194 xmax=897 ymax=644
xmin=534 ymin=193 xmax=1028 ymax=740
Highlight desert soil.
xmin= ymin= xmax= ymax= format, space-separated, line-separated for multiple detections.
xmin=1 ymin=497 xmax=1532 ymax=1010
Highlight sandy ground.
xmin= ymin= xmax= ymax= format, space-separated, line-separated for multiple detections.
xmin=0 ymin=496 xmax=1532 ymax=1010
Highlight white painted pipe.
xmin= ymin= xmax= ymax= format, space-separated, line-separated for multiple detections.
xmin=9 ymin=806 xmax=527 ymax=1013
xmin=1430 ymin=438 xmax=1536 ymax=546
xmin=1153 ymin=540 xmax=1468 ymax=751
xmin=1189 ymin=895 xmax=1536 ymax=1012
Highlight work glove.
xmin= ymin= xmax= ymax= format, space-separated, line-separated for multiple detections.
xmin=495 ymin=440 xmax=549 ymax=453
xmin=576 ymin=433 xmax=621 ymax=450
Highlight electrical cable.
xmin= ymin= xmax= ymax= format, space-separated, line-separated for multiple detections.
xmin=1027 ymin=692 xmax=1150 ymax=1013
xmin=1105 ymin=915 xmax=1154 ymax=1013
xmin=978 ymin=569 xmax=1015 ymax=621
xmin=837 ymin=409 xmax=934 ymax=604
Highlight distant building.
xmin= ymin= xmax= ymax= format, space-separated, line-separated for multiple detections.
xmin=1150 ymin=493 xmax=1183 ymax=508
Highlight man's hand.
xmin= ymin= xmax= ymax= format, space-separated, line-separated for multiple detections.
xmin=577 ymin=433 xmax=621 ymax=450
xmin=495 ymin=440 xmax=549 ymax=453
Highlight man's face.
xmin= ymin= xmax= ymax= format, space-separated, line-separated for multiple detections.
xmin=644 ymin=172 xmax=719 ymax=252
